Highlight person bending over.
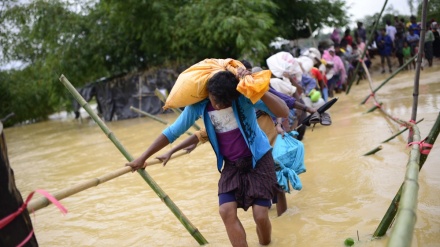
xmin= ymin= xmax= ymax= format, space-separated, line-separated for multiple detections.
xmin=126 ymin=68 xmax=289 ymax=247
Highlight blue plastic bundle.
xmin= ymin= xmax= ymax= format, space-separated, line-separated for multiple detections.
xmin=272 ymin=131 xmax=306 ymax=193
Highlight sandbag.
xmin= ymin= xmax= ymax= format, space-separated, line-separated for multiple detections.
xmin=266 ymin=52 xmax=302 ymax=82
xmin=272 ymin=131 xmax=306 ymax=192
xmin=164 ymin=59 xmax=271 ymax=109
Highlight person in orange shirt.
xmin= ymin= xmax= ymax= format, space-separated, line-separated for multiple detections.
xmin=309 ymin=65 xmax=327 ymax=102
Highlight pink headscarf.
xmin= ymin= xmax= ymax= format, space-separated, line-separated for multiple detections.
xmin=331 ymin=29 xmax=341 ymax=44
xmin=322 ymin=49 xmax=346 ymax=84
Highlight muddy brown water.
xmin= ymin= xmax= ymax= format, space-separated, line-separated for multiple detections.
xmin=4 ymin=64 xmax=440 ymax=246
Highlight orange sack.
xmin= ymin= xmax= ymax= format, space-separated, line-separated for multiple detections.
xmin=163 ymin=58 xmax=271 ymax=109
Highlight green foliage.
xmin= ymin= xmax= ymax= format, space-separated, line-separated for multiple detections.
xmin=0 ymin=68 xmax=57 ymax=126
xmin=417 ymin=0 xmax=440 ymax=23
xmin=0 ymin=0 xmax=349 ymax=126
xmin=272 ymin=0 xmax=349 ymax=40
xmin=173 ymin=0 xmax=277 ymax=63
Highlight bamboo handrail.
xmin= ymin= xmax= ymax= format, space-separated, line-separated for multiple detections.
xmin=381 ymin=118 xmax=424 ymax=143
xmin=408 ymin=0 xmax=428 ymax=144
xmin=364 ymin=1 xmax=435 ymax=243
xmin=59 ymin=75 xmax=208 ymax=245
xmin=386 ymin=126 xmax=421 ymax=247
xmin=358 ymin=50 xmax=424 ymax=243
xmin=360 ymin=56 xmax=417 ymax=105
xmin=361 ymin=61 xmax=412 ymax=128
xmin=346 ymin=0 xmax=388 ymax=94
xmin=374 ymin=112 xmax=440 ymax=239
xmin=26 ymin=150 xmax=190 ymax=212
xmin=382 ymin=1 xmax=433 ymax=242
xmin=364 ymin=102 xmax=382 ymax=113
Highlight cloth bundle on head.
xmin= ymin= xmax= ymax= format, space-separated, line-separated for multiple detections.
xmin=296 ymin=56 xmax=314 ymax=74
xmin=266 ymin=51 xmax=302 ymax=82
xmin=303 ymin=47 xmax=322 ymax=62
xmin=163 ymin=58 xmax=271 ymax=109
xmin=270 ymin=78 xmax=296 ymax=96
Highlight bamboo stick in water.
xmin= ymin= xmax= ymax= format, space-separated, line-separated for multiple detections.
xmin=381 ymin=118 xmax=424 ymax=143
xmin=59 ymin=75 xmax=208 ymax=245
xmin=130 ymin=106 xmax=168 ymax=124
xmin=130 ymin=106 xmax=193 ymax=136
xmin=362 ymin=145 xmax=382 ymax=156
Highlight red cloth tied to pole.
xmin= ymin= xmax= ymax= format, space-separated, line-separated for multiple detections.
xmin=0 ymin=189 xmax=67 ymax=247
xmin=407 ymin=138 xmax=433 ymax=155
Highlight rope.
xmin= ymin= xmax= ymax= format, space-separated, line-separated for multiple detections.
xmin=0 ymin=189 xmax=67 ymax=247
xmin=407 ymin=138 xmax=433 ymax=155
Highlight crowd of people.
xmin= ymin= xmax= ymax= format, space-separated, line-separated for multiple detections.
xmin=123 ymin=14 xmax=439 ymax=247
xmin=125 ymin=52 xmax=335 ymax=246
xmin=328 ymin=15 xmax=440 ymax=82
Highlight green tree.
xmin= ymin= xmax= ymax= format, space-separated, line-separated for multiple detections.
xmin=172 ymin=0 xmax=277 ymax=64
xmin=417 ymin=0 xmax=440 ymax=23
xmin=271 ymin=0 xmax=349 ymax=40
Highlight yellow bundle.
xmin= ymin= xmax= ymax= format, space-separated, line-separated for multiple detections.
xmin=163 ymin=58 xmax=271 ymax=109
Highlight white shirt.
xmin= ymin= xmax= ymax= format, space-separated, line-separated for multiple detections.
xmin=386 ymin=25 xmax=397 ymax=41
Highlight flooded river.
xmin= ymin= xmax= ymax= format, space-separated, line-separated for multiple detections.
xmin=4 ymin=65 xmax=440 ymax=246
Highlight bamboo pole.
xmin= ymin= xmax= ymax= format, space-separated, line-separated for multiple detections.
xmin=130 ymin=106 xmax=193 ymax=136
xmin=386 ymin=125 xmax=421 ymax=247
xmin=154 ymin=89 xmax=183 ymax=116
xmin=365 ymin=102 xmax=383 ymax=113
xmin=59 ymin=75 xmax=208 ymax=245
xmin=360 ymin=56 xmax=417 ymax=105
xmin=374 ymin=112 xmax=440 ymax=238
xmin=306 ymin=18 xmax=316 ymax=47
xmin=27 ymin=150 xmax=190 ymax=212
xmin=355 ymin=76 xmax=362 ymax=85
xmin=154 ymin=89 xmax=201 ymax=131
xmin=381 ymin=118 xmax=424 ymax=143
xmin=363 ymin=145 xmax=382 ymax=156
xmin=346 ymin=0 xmax=388 ymax=94
xmin=130 ymin=106 xmax=168 ymax=124
xmin=419 ymin=113 xmax=440 ymax=166
xmin=408 ymin=0 xmax=428 ymax=144
xmin=361 ymin=57 xmax=412 ymax=128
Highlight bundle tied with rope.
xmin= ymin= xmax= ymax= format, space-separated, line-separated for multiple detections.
xmin=163 ymin=58 xmax=272 ymax=109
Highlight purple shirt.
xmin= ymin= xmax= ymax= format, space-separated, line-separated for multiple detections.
xmin=207 ymin=103 xmax=252 ymax=161
xmin=269 ymin=87 xmax=296 ymax=108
